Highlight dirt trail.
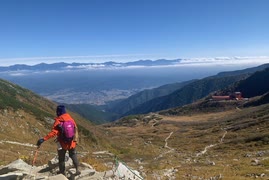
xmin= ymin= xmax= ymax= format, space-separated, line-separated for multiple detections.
xmin=154 ymin=132 xmax=174 ymax=160
xmin=0 ymin=140 xmax=36 ymax=147
xmin=196 ymin=130 xmax=227 ymax=157
xmin=220 ymin=130 xmax=227 ymax=143
xmin=164 ymin=132 xmax=174 ymax=150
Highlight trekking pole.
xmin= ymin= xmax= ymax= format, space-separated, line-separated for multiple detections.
xmin=32 ymin=146 xmax=40 ymax=166
xmin=29 ymin=146 xmax=40 ymax=179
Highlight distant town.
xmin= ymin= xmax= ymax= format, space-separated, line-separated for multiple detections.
xmin=42 ymin=89 xmax=141 ymax=105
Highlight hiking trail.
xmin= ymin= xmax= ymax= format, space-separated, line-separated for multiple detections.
xmin=155 ymin=132 xmax=174 ymax=160
xmin=164 ymin=132 xmax=174 ymax=150
xmin=0 ymin=140 xmax=36 ymax=147
xmin=196 ymin=130 xmax=227 ymax=157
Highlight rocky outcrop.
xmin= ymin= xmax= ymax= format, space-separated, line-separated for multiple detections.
xmin=0 ymin=158 xmax=105 ymax=180
xmin=0 ymin=155 xmax=144 ymax=180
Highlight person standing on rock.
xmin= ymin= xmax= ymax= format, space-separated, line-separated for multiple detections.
xmin=36 ymin=105 xmax=81 ymax=176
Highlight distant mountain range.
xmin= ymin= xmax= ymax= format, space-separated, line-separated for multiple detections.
xmin=2 ymin=56 xmax=269 ymax=72
xmin=0 ymin=59 xmax=181 ymax=72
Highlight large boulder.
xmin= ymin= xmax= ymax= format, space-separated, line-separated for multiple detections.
xmin=0 ymin=159 xmax=31 ymax=175
xmin=0 ymin=159 xmax=33 ymax=179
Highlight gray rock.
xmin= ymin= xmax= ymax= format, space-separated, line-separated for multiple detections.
xmin=0 ymin=172 xmax=25 ymax=180
xmin=251 ymin=159 xmax=260 ymax=166
xmin=48 ymin=156 xmax=59 ymax=169
xmin=103 ymin=170 xmax=114 ymax=178
xmin=70 ymin=168 xmax=95 ymax=179
xmin=80 ymin=162 xmax=93 ymax=169
xmin=0 ymin=156 xmax=143 ymax=180
xmin=0 ymin=159 xmax=31 ymax=175
xmin=49 ymin=174 xmax=68 ymax=180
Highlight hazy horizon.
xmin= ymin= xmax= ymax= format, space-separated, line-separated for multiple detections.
xmin=0 ymin=56 xmax=267 ymax=69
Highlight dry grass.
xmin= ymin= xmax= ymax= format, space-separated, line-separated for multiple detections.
xmin=103 ymin=104 xmax=269 ymax=179
xmin=158 ymin=110 xmax=235 ymax=122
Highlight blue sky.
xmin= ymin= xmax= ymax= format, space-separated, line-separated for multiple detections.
xmin=0 ymin=0 xmax=269 ymax=65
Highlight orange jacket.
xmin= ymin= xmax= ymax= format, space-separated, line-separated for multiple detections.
xmin=44 ymin=113 xmax=77 ymax=150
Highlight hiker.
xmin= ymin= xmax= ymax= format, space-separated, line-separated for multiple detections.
xmin=36 ymin=105 xmax=80 ymax=176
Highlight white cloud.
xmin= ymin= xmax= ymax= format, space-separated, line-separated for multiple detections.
xmin=8 ymin=72 xmax=27 ymax=76
xmin=180 ymin=56 xmax=269 ymax=66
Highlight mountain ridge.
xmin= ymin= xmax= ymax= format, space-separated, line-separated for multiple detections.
xmin=105 ymin=79 xmax=196 ymax=116
xmin=0 ymin=59 xmax=181 ymax=72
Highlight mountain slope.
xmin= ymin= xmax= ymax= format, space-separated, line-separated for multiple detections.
xmin=121 ymin=63 xmax=269 ymax=116
xmin=159 ymin=67 xmax=269 ymax=116
xmin=106 ymin=79 xmax=196 ymax=115
xmin=233 ymin=67 xmax=269 ymax=98
xmin=214 ymin=63 xmax=269 ymax=77
xmin=124 ymin=74 xmax=248 ymax=115
xmin=0 ymin=78 xmax=120 ymax=167
xmin=65 ymin=103 xmax=118 ymax=124
xmin=0 ymin=79 xmax=54 ymax=118
xmin=209 ymin=67 xmax=269 ymax=101
xmin=217 ymin=67 xmax=269 ymax=107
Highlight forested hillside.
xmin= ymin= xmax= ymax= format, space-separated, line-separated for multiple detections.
xmin=106 ymin=79 xmax=195 ymax=115
xmin=124 ymin=74 xmax=248 ymax=115
xmin=233 ymin=67 xmax=269 ymax=98
xmin=66 ymin=103 xmax=118 ymax=124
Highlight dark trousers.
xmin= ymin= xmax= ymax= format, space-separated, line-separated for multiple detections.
xmin=58 ymin=148 xmax=79 ymax=174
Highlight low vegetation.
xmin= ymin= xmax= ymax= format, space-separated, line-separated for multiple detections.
xmin=103 ymin=102 xmax=269 ymax=179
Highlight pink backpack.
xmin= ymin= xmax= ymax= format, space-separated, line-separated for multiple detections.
xmin=59 ymin=120 xmax=75 ymax=142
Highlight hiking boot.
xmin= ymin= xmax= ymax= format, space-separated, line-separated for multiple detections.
xmin=57 ymin=171 xmax=66 ymax=176
xmin=74 ymin=170 xmax=81 ymax=176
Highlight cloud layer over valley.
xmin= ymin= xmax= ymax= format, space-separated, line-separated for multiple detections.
xmin=0 ymin=56 xmax=268 ymax=73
